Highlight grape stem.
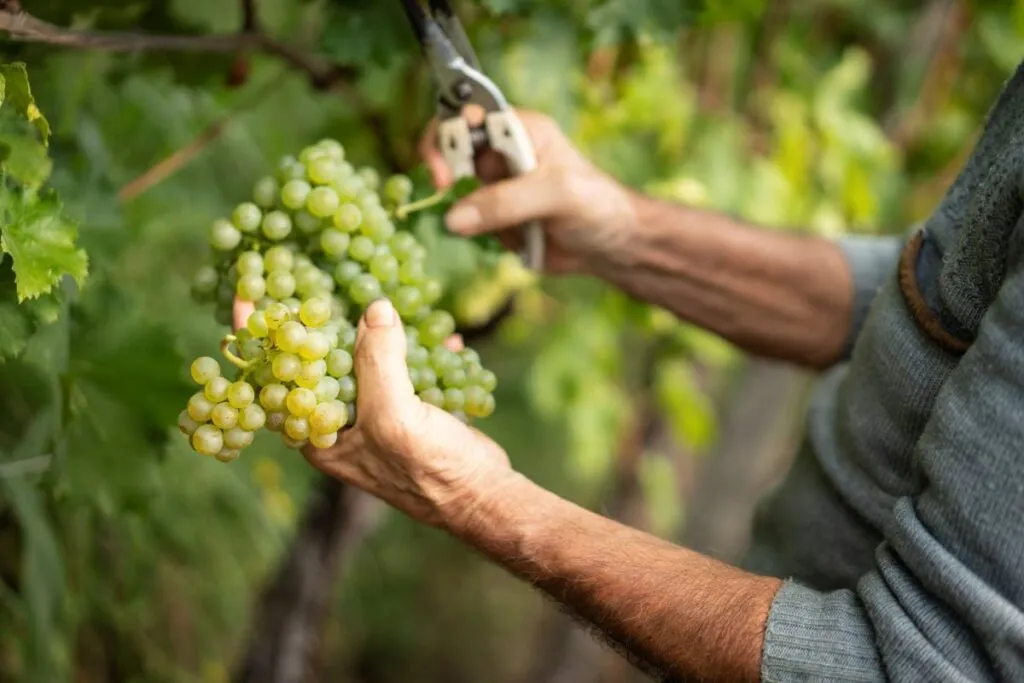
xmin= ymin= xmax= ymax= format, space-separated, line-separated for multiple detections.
xmin=393 ymin=188 xmax=451 ymax=221
xmin=221 ymin=335 xmax=254 ymax=370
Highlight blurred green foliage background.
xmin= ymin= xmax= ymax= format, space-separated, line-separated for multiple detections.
xmin=0 ymin=0 xmax=1021 ymax=681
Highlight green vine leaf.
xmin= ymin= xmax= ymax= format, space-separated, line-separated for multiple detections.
xmin=0 ymin=63 xmax=52 ymax=146
xmin=0 ymin=190 xmax=88 ymax=302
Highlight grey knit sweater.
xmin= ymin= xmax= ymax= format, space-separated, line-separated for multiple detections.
xmin=742 ymin=62 xmax=1024 ymax=681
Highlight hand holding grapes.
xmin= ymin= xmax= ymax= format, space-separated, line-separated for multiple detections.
xmin=419 ymin=108 xmax=637 ymax=275
xmin=300 ymin=299 xmax=512 ymax=528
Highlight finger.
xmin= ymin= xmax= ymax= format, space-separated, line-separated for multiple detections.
xmin=353 ymin=299 xmax=416 ymax=418
xmin=444 ymin=334 xmax=465 ymax=352
xmin=417 ymin=118 xmax=453 ymax=190
xmin=444 ymin=167 xmax=563 ymax=237
xmin=233 ymin=298 xmax=255 ymax=332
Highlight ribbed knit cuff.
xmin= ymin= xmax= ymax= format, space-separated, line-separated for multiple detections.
xmin=836 ymin=235 xmax=905 ymax=360
xmin=761 ymin=580 xmax=884 ymax=682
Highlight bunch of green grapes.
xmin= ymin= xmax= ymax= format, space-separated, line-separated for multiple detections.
xmin=181 ymin=138 xmax=497 ymax=461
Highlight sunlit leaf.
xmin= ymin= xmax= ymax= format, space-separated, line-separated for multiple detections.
xmin=0 ymin=190 xmax=87 ymax=301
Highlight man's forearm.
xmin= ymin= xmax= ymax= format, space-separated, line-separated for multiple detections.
xmin=590 ymin=192 xmax=855 ymax=369
xmin=449 ymin=471 xmax=783 ymax=682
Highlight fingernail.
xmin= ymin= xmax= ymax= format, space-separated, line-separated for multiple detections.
xmin=365 ymin=298 xmax=397 ymax=328
xmin=445 ymin=204 xmax=481 ymax=234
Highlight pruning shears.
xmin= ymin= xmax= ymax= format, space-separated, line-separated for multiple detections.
xmin=400 ymin=0 xmax=545 ymax=271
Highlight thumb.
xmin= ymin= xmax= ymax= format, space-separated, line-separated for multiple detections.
xmin=444 ymin=166 xmax=564 ymax=237
xmin=353 ymin=299 xmax=416 ymax=418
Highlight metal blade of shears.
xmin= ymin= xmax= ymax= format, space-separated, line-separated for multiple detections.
xmin=424 ymin=0 xmax=482 ymax=72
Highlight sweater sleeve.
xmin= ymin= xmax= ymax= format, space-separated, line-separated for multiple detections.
xmin=834 ymin=234 xmax=906 ymax=361
xmin=761 ymin=241 xmax=1024 ymax=682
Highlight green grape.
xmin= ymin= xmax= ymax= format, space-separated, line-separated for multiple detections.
xmin=334 ymin=260 xmax=362 ymax=286
xmin=253 ymin=363 xmax=276 ymax=387
xmin=338 ymin=326 xmax=357 ymax=349
xmin=192 ymin=425 xmax=224 ymax=457
xmin=239 ymin=403 xmax=267 ymax=431
xmin=284 ymin=415 xmax=311 ymax=442
xmin=253 ymin=176 xmax=279 ymax=208
xmin=326 ymin=349 xmax=353 ymax=378
xmin=276 ymin=321 xmax=308 ymax=354
xmin=476 ymin=393 xmax=496 ymax=418
xmin=390 ymin=232 xmax=419 ymax=262
xmin=477 ymin=370 xmax=498 ymax=393
xmin=294 ymin=266 xmax=323 ymax=296
xmin=247 ymin=310 xmax=270 ymax=338
xmin=276 ymin=156 xmax=306 ymax=182
xmin=398 ymin=259 xmax=427 ymax=286
xmin=314 ymin=377 xmax=341 ymax=402
xmin=330 ymin=296 xmax=350 ymax=321
xmin=341 ymin=400 xmax=356 ymax=427
xmin=294 ymin=254 xmax=313 ymax=270
xmin=460 ymin=349 xmax=482 ymax=367
xmin=369 ymin=252 xmax=399 ymax=284
xmin=241 ymin=338 xmax=265 ymax=362
xmin=236 ymin=251 xmax=264 ymax=276
xmin=300 ymin=298 xmax=332 ymax=328
xmin=211 ymin=219 xmax=242 ymax=251
xmin=260 ymin=384 xmax=289 ymax=412
xmin=317 ymin=139 xmax=345 ymax=161
xmin=272 ymin=353 xmax=302 ymax=382
xmin=211 ymin=403 xmax=239 ymax=430
xmin=265 ymin=246 xmax=294 ymax=273
xmin=191 ymin=357 xmax=221 ymax=384
xmin=307 ymin=187 xmax=340 ymax=218
xmin=443 ymin=388 xmax=466 ymax=412
xmin=233 ymin=203 xmax=263 ymax=233
xmin=349 ymin=274 xmax=382 ymax=306
xmin=318 ymin=271 xmax=336 ymax=295
xmin=255 ymin=297 xmax=274 ymax=311
xmin=188 ymin=392 xmax=215 ymax=422
xmin=214 ymin=306 xmax=234 ymax=327
xmin=299 ymin=145 xmax=326 ymax=166
xmin=404 ymin=326 xmax=420 ymax=347
xmin=191 ymin=266 xmax=219 ymax=299
xmin=237 ymin=274 xmax=267 ymax=302
xmin=281 ymin=179 xmax=312 ymax=210
xmin=310 ymin=401 xmax=346 ymax=434
xmin=283 ymin=298 xmax=303 ymax=317
xmin=393 ymin=286 xmax=423 ymax=318
xmin=462 ymin=386 xmax=489 ymax=416
xmin=266 ymin=271 xmax=297 ymax=300
xmin=308 ymin=156 xmax=338 ymax=185
xmin=348 ymin=236 xmax=376 ymax=263
xmin=216 ymin=448 xmax=242 ymax=463
xmin=265 ymin=302 xmax=291 ymax=330
xmin=419 ymin=387 xmax=445 ymax=408
xmin=419 ymin=310 xmax=456 ymax=347
xmin=296 ymin=359 xmax=327 ymax=389
xmin=300 ymin=332 xmax=330 ymax=361
xmin=309 ymin=431 xmax=338 ymax=449
xmin=384 ymin=174 xmax=414 ymax=205
xmin=178 ymin=410 xmax=200 ymax=436
xmin=204 ymin=376 xmax=231 ymax=403
xmin=294 ymin=210 xmax=323 ymax=235
xmin=358 ymin=167 xmax=380 ymax=191
xmin=406 ymin=345 xmax=429 ymax=368
xmin=414 ymin=367 xmax=438 ymax=393
xmin=409 ymin=244 xmax=428 ymax=262
xmin=442 ymin=366 xmax=468 ymax=389
xmin=320 ymin=229 xmax=351 ymax=259
xmin=236 ymin=327 xmax=254 ymax=345
xmin=361 ymin=208 xmax=395 ymax=242
xmin=224 ymin=427 xmax=255 ymax=450
xmin=262 ymin=211 xmax=293 ymax=241
xmin=286 ymin=387 xmax=317 ymax=418
xmin=430 ymin=346 xmax=459 ymax=374
xmin=337 ymin=376 xmax=357 ymax=403
xmin=265 ymin=411 xmax=287 ymax=432
xmin=281 ymin=436 xmax=308 ymax=449
xmin=408 ymin=367 xmax=422 ymax=390
xmin=227 ymin=381 xmax=255 ymax=409
xmin=334 ymin=204 xmax=362 ymax=232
